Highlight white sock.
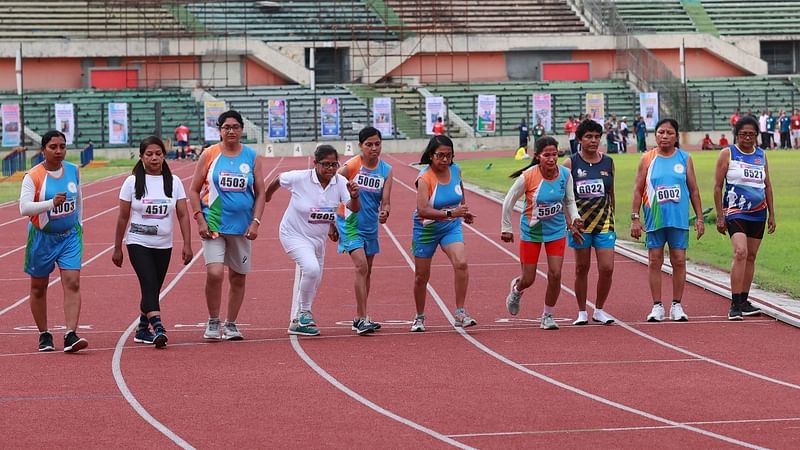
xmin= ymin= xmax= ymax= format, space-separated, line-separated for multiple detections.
xmin=543 ymin=305 xmax=554 ymax=316
xmin=576 ymin=310 xmax=588 ymax=319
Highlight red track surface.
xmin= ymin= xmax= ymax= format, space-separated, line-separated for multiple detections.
xmin=1 ymin=153 xmax=798 ymax=449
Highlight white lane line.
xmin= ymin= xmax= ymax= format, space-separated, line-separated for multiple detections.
xmin=521 ymin=358 xmax=700 ymax=367
xmin=0 ymin=171 xmax=129 ymax=211
xmin=381 ymin=223 xmax=764 ymax=449
xmin=111 ymin=249 xmax=204 ymax=450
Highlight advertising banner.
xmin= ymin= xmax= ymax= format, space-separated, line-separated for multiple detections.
xmin=204 ymin=100 xmax=226 ymax=142
xmin=532 ymin=93 xmax=552 ymax=132
xmin=476 ymin=94 xmax=496 ymax=133
xmin=54 ymin=103 xmax=75 ymax=145
xmin=268 ymin=99 xmax=288 ymax=139
xmin=372 ymin=97 xmax=393 ymax=136
xmin=585 ymin=93 xmax=605 ymax=127
xmin=425 ymin=96 xmax=445 ymax=135
xmin=320 ymin=97 xmax=340 ymax=137
xmin=108 ymin=102 xmax=128 ymax=145
xmin=639 ymin=92 xmax=659 ymax=130
xmin=1 ymin=103 xmax=21 ymax=147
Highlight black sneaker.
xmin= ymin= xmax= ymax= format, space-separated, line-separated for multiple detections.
xmin=352 ymin=318 xmax=376 ymax=335
xmin=740 ymin=301 xmax=761 ymax=316
xmin=134 ymin=328 xmax=156 ymax=344
xmin=728 ymin=301 xmax=743 ymax=321
xmin=153 ymin=329 xmax=168 ymax=349
xmin=63 ymin=331 xmax=88 ymax=353
xmin=38 ymin=331 xmax=54 ymax=352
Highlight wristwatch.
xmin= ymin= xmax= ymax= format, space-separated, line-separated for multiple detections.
xmin=630 ymin=212 xmax=640 ymax=220
xmin=446 ymin=210 xmax=452 ymax=218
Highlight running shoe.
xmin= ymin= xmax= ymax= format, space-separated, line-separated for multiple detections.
xmin=592 ymin=309 xmax=615 ymax=325
xmin=740 ymin=300 xmax=761 ymax=316
xmin=288 ymin=320 xmax=320 ymax=336
xmin=63 ymin=331 xmax=88 ymax=353
xmin=365 ymin=316 xmax=381 ymax=330
xmin=540 ymin=313 xmax=559 ymax=330
xmin=506 ymin=277 xmax=522 ymax=316
xmin=134 ymin=328 xmax=156 ymax=344
xmin=454 ymin=308 xmax=477 ymax=328
xmin=573 ymin=310 xmax=589 ymax=326
xmin=203 ymin=318 xmax=222 ymax=340
xmin=669 ymin=302 xmax=689 ymax=322
xmin=410 ymin=315 xmax=426 ymax=332
xmin=298 ymin=311 xmax=317 ymax=327
xmin=728 ymin=301 xmax=743 ymax=321
xmin=153 ymin=328 xmax=168 ymax=348
xmin=38 ymin=331 xmax=54 ymax=352
xmin=352 ymin=318 xmax=376 ymax=335
xmin=222 ymin=322 xmax=244 ymax=341
xmin=646 ymin=303 xmax=665 ymax=322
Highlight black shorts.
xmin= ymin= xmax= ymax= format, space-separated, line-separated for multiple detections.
xmin=726 ymin=218 xmax=765 ymax=239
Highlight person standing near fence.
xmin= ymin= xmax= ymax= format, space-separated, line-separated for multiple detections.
xmin=174 ymin=123 xmax=190 ymax=159
xmin=635 ymin=115 xmax=647 ymax=152
xmin=112 ymin=136 xmax=194 ymax=348
xmin=19 ymin=130 xmax=87 ymax=353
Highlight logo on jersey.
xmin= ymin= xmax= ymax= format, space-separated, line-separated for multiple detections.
xmin=239 ymin=163 xmax=250 ymax=174
xmin=673 ymin=164 xmax=685 ymax=174
xmin=454 ymin=184 xmax=463 ymax=196
xmin=67 ymin=182 xmax=77 ymax=193
xmin=576 ymin=168 xmax=588 ymax=178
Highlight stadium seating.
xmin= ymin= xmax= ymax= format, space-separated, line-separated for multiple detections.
xmin=186 ymin=1 xmax=397 ymax=42
xmin=384 ymin=0 xmax=588 ymax=35
xmin=701 ymin=0 xmax=800 ymax=35
xmin=612 ymin=0 xmax=697 ymax=33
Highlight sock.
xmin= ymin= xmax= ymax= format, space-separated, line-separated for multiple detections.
xmin=208 ymin=317 xmax=220 ymax=323
xmin=455 ymin=307 xmax=465 ymax=315
xmin=653 ymin=301 xmax=663 ymax=305
xmin=415 ymin=313 xmax=425 ymax=320
xmin=672 ymin=300 xmax=681 ymax=305
xmin=743 ymin=292 xmax=750 ymax=303
xmin=148 ymin=315 xmax=164 ymax=333
xmin=576 ymin=310 xmax=588 ymax=320
xmin=732 ymin=293 xmax=743 ymax=304
xmin=138 ymin=314 xmax=148 ymax=330
xmin=543 ymin=305 xmax=554 ymax=315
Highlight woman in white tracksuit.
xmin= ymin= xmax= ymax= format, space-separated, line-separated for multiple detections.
xmin=265 ymin=145 xmax=360 ymax=336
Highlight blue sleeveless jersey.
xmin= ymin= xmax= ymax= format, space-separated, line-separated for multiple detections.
xmin=724 ymin=145 xmax=767 ymax=221
xmin=337 ymin=155 xmax=392 ymax=240
xmin=642 ymin=149 xmax=691 ymax=231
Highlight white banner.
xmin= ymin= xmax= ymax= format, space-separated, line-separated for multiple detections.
xmin=425 ymin=96 xmax=445 ymax=135
xmin=585 ymin=93 xmax=605 ymax=127
xmin=532 ymin=93 xmax=552 ymax=133
xmin=372 ymin=97 xmax=393 ymax=136
xmin=108 ymin=103 xmax=128 ymax=145
xmin=476 ymin=94 xmax=496 ymax=133
xmin=639 ymin=92 xmax=659 ymax=130
xmin=2 ymin=103 xmax=21 ymax=147
xmin=204 ymin=101 xmax=226 ymax=142
xmin=54 ymin=103 xmax=75 ymax=145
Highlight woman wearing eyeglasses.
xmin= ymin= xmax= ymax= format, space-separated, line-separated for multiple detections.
xmin=631 ymin=118 xmax=704 ymax=323
xmin=410 ymin=135 xmax=476 ymax=332
xmin=189 ymin=110 xmax=266 ymax=341
xmin=713 ymin=115 xmax=775 ymax=320
xmin=328 ymin=126 xmax=393 ymax=335
xmin=266 ymin=145 xmax=360 ymax=336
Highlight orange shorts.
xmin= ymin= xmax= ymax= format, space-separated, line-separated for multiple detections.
xmin=520 ymin=237 xmax=566 ymax=264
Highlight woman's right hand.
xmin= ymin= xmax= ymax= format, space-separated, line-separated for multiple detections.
xmin=452 ymin=204 xmax=469 ymax=218
xmin=197 ymin=219 xmax=212 ymax=240
xmin=112 ymin=248 xmax=123 ymax=267
xmin=716 ymin=215 xmax=727 ymax=235
xmin=630 ymin=219 xmax=643 ymax=240
xmin=328 ymin=224 xmax=339 ymax=242
xmin=53 ymin=192 xmax=67 ymax=207
xmin=501 ymin=232 xmax=514 ymax=243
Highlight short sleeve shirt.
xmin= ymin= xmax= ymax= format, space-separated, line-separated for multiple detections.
xmin=120 ymin=174 xmax=186 ymax=249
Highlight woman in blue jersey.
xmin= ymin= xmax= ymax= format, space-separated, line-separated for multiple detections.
xmin=714 ymin=116 xmax=775 ymax=320
xmin=329 ymin=127 xmax=393 ymax=335
xmin=501 ymin=136 xmax=583 ymax=330
xmin=631 ymin=118 xmax=704 ymax=322
xmin=189 ymin=110 xmax=266 ymax=341
xmin=410 ymin=135 xmax=476 ymax=332
xmin=19 ymin=130 xmax=87 ymax=352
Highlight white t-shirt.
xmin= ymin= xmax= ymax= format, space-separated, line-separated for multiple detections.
xmin=119 ymin=174 xmax=187 ymax=249
xmin=278 ymin=169 xmax=351 ymax=251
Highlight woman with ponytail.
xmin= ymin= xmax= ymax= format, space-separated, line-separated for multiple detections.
xmin=113 ymin=136 xmax=193 ymax=348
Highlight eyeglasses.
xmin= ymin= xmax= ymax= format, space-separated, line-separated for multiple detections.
xmin=220 ymin=125 xmax=242 ymax=132
xmin=316 ymin=161 xmax=340 ymax=169
xmin=737 ymin=132 xmax=757 ymax=138
xmin=362 ymin=141 xmax=381 ymax=148
xmin=433 ymin=152 xmax=454 ymax=160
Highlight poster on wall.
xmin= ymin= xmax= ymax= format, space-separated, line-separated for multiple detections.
xmin=54 ymin=103 xmax=75 ymax=145
xmin=320 ymin=97 xmax=340 ymax=138
xmin=425 ymin=96 xmax=445 ymax=135
xmin=531 ymin=93 xmax=552 ymax=133
xmin=1 ymin=103 xmax=21 ymax=147
xmin=268 ymin=99 xmax=288 ymax=139
xmin=107 ymin=103 xmax=128 ymax=145
xmin=639 ymin=92 xmax=659 ymax=130
xmin=476 ymin=95 xmax=497 ymax=133
xmin=585 ymin=93 xmax=605 ymax=127
xmin=204 ymin=101 xmax=226 ymax=142
xmin=372 ymin=97 xmax=393 ymax=136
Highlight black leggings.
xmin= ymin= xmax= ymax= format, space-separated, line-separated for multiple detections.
xmin=127 ymin=244 xmax=172 ymax=314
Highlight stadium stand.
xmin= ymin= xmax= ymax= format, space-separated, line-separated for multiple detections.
xmin=384 ymin=0 xmax=588 ymax=34
xmin=701 ymin=0 xmax=800 ymax=35
xmin=612 ymin=0 xmax=697 ymax=34
xmin=186 ymin=1 xmax=397 ymax=42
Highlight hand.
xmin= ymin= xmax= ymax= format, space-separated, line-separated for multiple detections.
xmin=716 ymin=216 xmax=727 ymax=235
xmin=768 ymin=214 xmax=776 ymax=234
xmin=378 ymin=209 xmax=389 ymax=224
xmin=198 ymin=221 xmax=212 ymax=240
xmin=53 ymin=192 xmax=67 ymax=207
xmin=347 ymin=180 xmax=359 ymax=199
xmin=244 ymin=222 xmax=259 ymax=240
xmin=571 ymin=218 xmax=584 ymax=233
xmin=630 ymin=219 xmax=642 ymax=240
xmin=501 ymin=232 xmax=514 ymax=243
xmin=452 ymin=204 xmax=469 ymax=218
xmin=328 ymin=224 xmax=339 ymax=242
xmin=463 ymin=212 xmax=475 ymax=224
xmin=112 ymin=248 xmax=123 ymax=267
xmin=695 ymin=219 xmax=705 ymax=240
xmin=182 ymin=243 xmax=193 ymax=265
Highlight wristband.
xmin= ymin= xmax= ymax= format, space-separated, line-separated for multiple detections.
xmin=252 ymin=217 xmax=261 ymax=225
xmin=193 ymin=210 xmax=203 ymax=220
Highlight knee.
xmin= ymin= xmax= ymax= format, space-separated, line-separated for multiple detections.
xmin=229 ymin=271 xmax=246 ymax=287
xmin=452 ymin=258 xmax=468 ymax=273
xmin=206 ymin=266 xmax=224 ymax=284
xmin=62 ymin=277 xmax=80 ymax=293
xmin=598 ymin=263 xmax=614 ymax=278
xmin=353 ymin=260 xmax=369 ymax=278
xmin=303 ymin=262 xmax=322 ymax=281
xmin=732 ymin=246 xmax=747 ymax=262
xmin=648 ymin=253 xmax=664 ymax=268
xmin=670 ymin=253 xmax=686 ymax=268
xmin=575 ymin=262 xmax=591 ymax=277
xmin=547 ymin=267 xmax=562 ymax=283
xmin=414 ymin=271 xmax=430 ymax=286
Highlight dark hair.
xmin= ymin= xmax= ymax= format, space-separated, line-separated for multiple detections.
xmin=734 ymin=115 xmax=759 ymax=136
xmin=132 ymin=136 xmax=173 ymax=200
xmin=358 ymin=126 xmax=382 ymax=144
xmin=314 ymin=144 xmax=339 ymax=162
xmin=575 ymin=119 xmax=603 ymax=140
xmin=41 ymin=130 xmax=66 ymax=149
xmin=655 ymin=118 xmax=680 ymax=148
xmin=216 ymin=110 xmax=244 ymax=128
xmin=419 ymin=135 xmax=454 ymax=165
xmin=510 ymin=136 xmax=559 ymax=178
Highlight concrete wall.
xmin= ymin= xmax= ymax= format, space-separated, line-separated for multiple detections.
xmin=387 ymin=52 xmax=508 ymax=83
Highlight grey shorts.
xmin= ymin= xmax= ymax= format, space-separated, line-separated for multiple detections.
xmin=202 ymin=233 xmax=252 ymax=274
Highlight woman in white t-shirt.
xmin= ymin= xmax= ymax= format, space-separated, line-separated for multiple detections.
xmin=113 ymin=136 xmax=193 ymax=348
xmin=265 ymin=145 xmax=360 ymax=336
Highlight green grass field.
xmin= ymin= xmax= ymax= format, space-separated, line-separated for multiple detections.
xmin=459 ymin=150 xmax=800 ymax=299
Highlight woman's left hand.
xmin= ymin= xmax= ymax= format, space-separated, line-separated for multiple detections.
xmin=182 ymin=243 xmax=193 ymax=265
xmin=695 ymin=219 xmax=705 ymax=240
xmin=768 ymin=214 xmax=776 ymax=234
xmin=463 ymin=212 xmax=475 ymax=224
xmin=244 ymin=221 xmax=259 ymax=240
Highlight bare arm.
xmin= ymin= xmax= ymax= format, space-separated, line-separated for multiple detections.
xmin=686 ymin=156 xmax=705 ymax=239
xmin=111 ymin=200 xmax=131 ymax=267
xmin=630 ymin=156 xmax=647 ymax=240
xmin=764 ymin=157 xmax=776 ymax=234
xmin=265 ymin=175 xmax=282 ymax=203
xmin=245 ymin=157 xmax=267 ymax=240
xmin=379 ymin=169 xmax=393 ymax=223
xmin=713 ymin=148 xmax=730 ymax=234
xmin=175 ymin=199 xmax=193 ymax=263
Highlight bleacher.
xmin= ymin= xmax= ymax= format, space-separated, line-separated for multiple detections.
xmin=0 ymin=89 xmax=204 ymax=148
xmin=186 ymin=1 xmax=397 ymax=42
xmin=701 ymin=0 xmax=800 ymax=35
xmin=613 ymin=0 xmax=697 ymax=34
xmin=686 ymin=76 xmax=800 ymax=129
xmin=0 ymin=1 xmax=188 ymax=39
xmin=385 ymin=0 xmax=588 ymax=35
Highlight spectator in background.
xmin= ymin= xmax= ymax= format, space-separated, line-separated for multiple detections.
xmin=605 ymin=122 xmax=619 ymax=153
xmin=432 ymin=117 xmax=445 ymax=136
xmin=635 ymin=114 xmax=647 ymax=152
xmin=719 ymin=134 xmax=729 ymax=148
xmin=702 ymin=134 xmax=714 ymax=150
xmin=518 ymin=118 xmax=530 ymax=151
xmin=778 ymin=111 xmax=790 ymax=149
xmin=619 ymin=116 xmax=629 ymax=153
xmin=767 ymin=111 xmax=778 ymax=149
xmin=174 ymin=123 xmax=190 ymax=159
xmin=533 ymin=120 xmax=545 ymax=141
xmin=791 ymin=109 xmax=800 ymax=149
xmin=729 ymin=109 xmax=740 ymax=144
xmin=758 ymin=111 xmax=770 ymax=149
xmin=564 ymin=116 xmax=578 ymax=154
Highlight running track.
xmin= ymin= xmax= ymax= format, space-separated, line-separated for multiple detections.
xmin=1 ymin=154 xmax=798 ymax=449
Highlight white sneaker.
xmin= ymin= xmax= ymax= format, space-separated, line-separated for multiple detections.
xmin=646 ymin=303 xmax=665 ymax=322
xmin=669 ymin=302 xmax=689 ymax=321
xmin=410 ymin=315 xmax=425 ymax=332
xmin=573 ymin=310 xmax=589 ymax=325
xmin=203 ymin=318 xmax=222 ymax=340
xmin=540 ymin=313 xmax=559 ymax=330
xmin=222 ymin=321 xmax=244 ymax=341
xmin=506 ymin=277 xmax=522 ymax=316
xmin=592 ymin=309 xmax=615 ymax=325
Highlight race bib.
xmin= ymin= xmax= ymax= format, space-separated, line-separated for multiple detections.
xmin=142 ymin=198 xmax=171 ymax=219
xmin=51 ymin=199 xmax=76 ymax=218
xmin=218 ymin=172 xmax=247 ymax=192
xmin=534 ymin=202 xmax=562 ymax=220
xmin=741 ymin=166 xmax=764 ymax=183
xmin=354 ymin=172 xmax=384 ymax=193
xmin=655 ymin=185 xmax=681 ymax=204
xmin=575 ymin=179 xmax=605 ymax=199
xmin=308 ymin=207 xmax=336 ymax=224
